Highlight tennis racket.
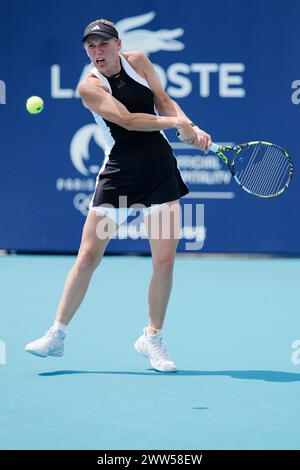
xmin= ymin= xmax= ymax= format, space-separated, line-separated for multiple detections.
xmin=209 ymin=141 xmax=293 ymax=198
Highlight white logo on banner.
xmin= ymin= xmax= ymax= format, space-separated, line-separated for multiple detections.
xmin=70 ymin=124 xmax=105 ymax=176
xmin=56 ymin=124 xmax=105 ymax=215
xmin=116 ymin=11 xmax=184 ymax=55
xmin=51 ymin=11 xmax=245 ymax=99
xmin=0 ymin=80 xmax=6 ymax=104
xmin=291 ymin=80 xmax=300 ymax=105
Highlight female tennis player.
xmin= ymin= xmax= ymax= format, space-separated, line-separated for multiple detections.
xmin=25 ymin=19 xmax=212 ymax=372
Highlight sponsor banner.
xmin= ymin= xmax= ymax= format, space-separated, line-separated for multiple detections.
xmin=0 ymin=1 xmax=299 ymax=253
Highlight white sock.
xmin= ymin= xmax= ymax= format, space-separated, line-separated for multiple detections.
xmin=53 ymin=321 xmax=67 ymax=333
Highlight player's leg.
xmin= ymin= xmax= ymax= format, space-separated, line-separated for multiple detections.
xmin=134 ymin=200 xmax=181 ymax=372
xmin=55 ymin=209 xmax=117 ymax=325
xmin=25 ymin=209 xmax=117 ymax=357
xmin=146 ymin=200 xmax=181 ymax=330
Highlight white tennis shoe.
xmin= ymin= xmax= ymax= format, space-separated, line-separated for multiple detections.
xmin=25 ymin=327 xmax=66 ymax=357
xmin=134 ymin=328 xmax=177 ymax=372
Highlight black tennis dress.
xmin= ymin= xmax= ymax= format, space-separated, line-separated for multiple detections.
xmin=89 ymin=53 xmax=189 ymax=209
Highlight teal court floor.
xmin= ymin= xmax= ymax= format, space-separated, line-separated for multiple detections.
xmin=1 ymin=255 xmax=300 ymax=450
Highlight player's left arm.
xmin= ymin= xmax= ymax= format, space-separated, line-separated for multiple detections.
xmin=135 ymin=51 xmax=211 ymax=149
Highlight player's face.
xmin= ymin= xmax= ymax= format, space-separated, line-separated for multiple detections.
xmin=85 ymin=35 xmax=121 ymax=76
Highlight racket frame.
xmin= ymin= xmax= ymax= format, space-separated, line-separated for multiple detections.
xmin=210 ymin=141 xmax=293 ymax=198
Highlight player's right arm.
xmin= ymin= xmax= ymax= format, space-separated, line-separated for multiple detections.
xmin=77 ymin=77 xmax=193 ymax=136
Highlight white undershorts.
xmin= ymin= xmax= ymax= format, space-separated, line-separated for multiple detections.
xmin=90 ymin=203 xmax=166 ymax=226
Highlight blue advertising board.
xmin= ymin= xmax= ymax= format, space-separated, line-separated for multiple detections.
xmin=0 ymin=0 xmax=299 ymax=253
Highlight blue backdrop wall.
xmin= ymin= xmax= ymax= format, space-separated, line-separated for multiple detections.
xmin=0 ymin=0 xmax=299 ymax=254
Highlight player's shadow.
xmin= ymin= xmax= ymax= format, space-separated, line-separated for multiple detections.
xmin=38 ymin=369 xmax=300 ymax=382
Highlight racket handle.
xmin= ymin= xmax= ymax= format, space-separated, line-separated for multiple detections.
xmin=209 ymin=143 xmax=218 ymax=153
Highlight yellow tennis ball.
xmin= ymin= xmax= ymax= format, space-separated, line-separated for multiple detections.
xmin=26 ymin=96 xmax=44 ymax=114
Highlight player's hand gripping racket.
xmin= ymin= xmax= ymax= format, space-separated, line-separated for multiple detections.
xmin=209 ymin=141 xmax=293 ymax=198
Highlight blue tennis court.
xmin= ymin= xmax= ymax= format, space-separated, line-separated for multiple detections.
xmin=1 ymin=0 xmax=300 ymax=454
xmin=1 ymin=254 xmax=300 ymax=450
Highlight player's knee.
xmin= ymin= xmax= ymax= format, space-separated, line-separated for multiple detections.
xmin=153 ymin=256 xmax=175 ymax=275
xmin=76 ymin=248 xmax=101 ymax=272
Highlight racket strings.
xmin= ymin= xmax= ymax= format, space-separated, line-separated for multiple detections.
xmin=243 ymin=146 xmax=283 ymax=194
xmin=234 ymin=145 xmax=291 ymax=196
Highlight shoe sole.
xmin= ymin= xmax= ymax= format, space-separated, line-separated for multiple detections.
xmin=150 ymin=360 xmax=178 ymax=373
xmin=25 ymin=348 xmax=64 ymax=358
xmin=25 ymin=349 xmax=47 ymax=357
